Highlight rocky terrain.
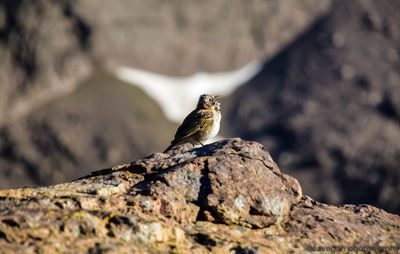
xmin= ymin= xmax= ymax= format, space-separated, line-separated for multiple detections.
xmin=223 ymin=0 xmax=400 ymax=213
xmin=0 ymin=0 xmax=399 ymax=228
xmin=0 ymin=139 xmax=399 ymax=253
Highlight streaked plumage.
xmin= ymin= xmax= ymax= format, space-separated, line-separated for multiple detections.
xmin=164 ymin=94 xmax=221 ymax=152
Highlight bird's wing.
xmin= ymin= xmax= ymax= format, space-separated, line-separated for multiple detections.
xmin=173 ymin=109 xmax=215 ymax=141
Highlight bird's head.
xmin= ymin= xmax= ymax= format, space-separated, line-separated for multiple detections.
xmin=197 ymin=94 xmax=220 ymax=112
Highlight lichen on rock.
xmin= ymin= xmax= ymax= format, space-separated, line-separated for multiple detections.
xmin=0 ymin=138 xmax=399 ymax=253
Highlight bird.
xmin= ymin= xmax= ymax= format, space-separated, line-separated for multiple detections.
xmin=164 ymin=94 xmax=221 ymax=152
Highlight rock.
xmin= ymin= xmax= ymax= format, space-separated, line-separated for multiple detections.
xmin=0 ymin=139 xmax=398 ymax=253
xmin=132 ymin=139 xmax=302 ymax=228
xmin=222 ymin=0 xmax=400 ymax=213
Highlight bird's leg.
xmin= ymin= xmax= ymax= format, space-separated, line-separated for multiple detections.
xmin=197 ymin=140 xmax=205 ymax=146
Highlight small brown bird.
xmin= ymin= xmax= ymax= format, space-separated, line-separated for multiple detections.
xmin=164 ymin=94 xmax=221 ymax=152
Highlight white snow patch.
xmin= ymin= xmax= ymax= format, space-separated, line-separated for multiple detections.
xmin=114 ymin=61 xmax=262 ymax=124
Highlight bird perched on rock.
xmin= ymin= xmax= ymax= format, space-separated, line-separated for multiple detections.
xmin=164 ymin=94 xmax=221 ymax=152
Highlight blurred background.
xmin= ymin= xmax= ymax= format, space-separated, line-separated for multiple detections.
xmin=0 ymin=0 xmax=399 ymax=213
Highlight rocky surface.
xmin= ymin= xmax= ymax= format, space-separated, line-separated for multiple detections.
xmin=0 ymin=139 xmax=398 ymax=253
xmin=223 ymin=0 xmax=400 ymax=213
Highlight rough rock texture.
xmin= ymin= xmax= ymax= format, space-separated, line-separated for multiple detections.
xmin=0 ymin=139 xmax=399 ymax=253
xmin=223 ymin=0 xmax=400 ymax=213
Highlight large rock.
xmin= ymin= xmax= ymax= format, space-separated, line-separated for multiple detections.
xmin=222 ymin=0 xmax=400 ymax=213
xmin=0 ymin=139 xmax=398 ymax=253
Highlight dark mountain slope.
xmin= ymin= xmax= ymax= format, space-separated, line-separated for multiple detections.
xmin=0 ymin=73 xmax=176 ymax=188
xmin=222 ymin=0 xmax=400 ymax=213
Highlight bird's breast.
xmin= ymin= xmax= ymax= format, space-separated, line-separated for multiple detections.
xmin=209 ymin=110 xmax=221 ymax=138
